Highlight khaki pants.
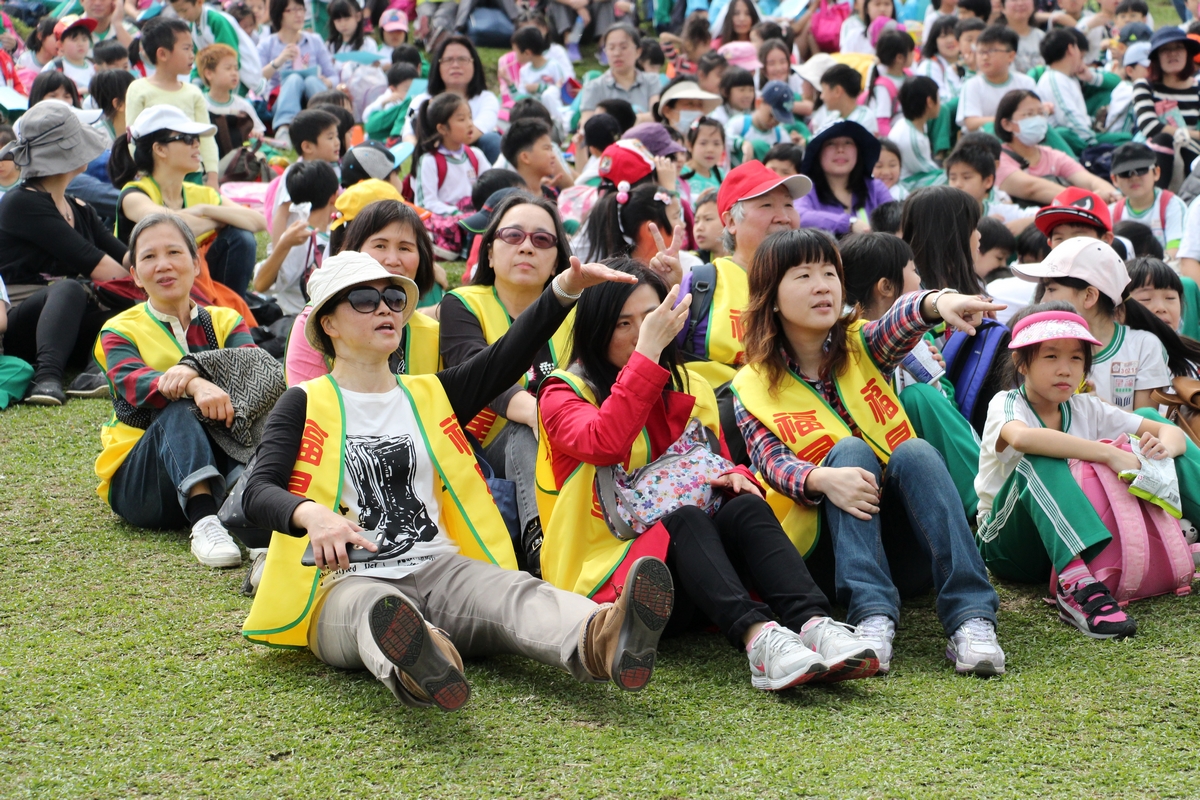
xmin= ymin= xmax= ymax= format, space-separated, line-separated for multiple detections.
xmin=308 ymin=554 xmax=602 ymax=705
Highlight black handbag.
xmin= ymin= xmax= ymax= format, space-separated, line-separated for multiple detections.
xmin=218 ymin=455 xmax=273 ymax=550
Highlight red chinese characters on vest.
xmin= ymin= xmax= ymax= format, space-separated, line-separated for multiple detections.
xmin=465 ymin=407 xmax=498 ymax=442
xmin=440 ymin=415 xmax=472 ymax=455
xmin=860 ymin=378 xmax=899 ymax=425
xmin=729 ymin=309 xmax=746 ymax=365
xmin=289 ymin=419 xmax=329 ymax=495
xmin=772 ymin=411 xmax=836 ymax=466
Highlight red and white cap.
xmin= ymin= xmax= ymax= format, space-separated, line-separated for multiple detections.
xmin=598 ymin=139 xmax=657 ymax=186
xmin=716 ymin=161 xmax=811 ymax=218
xmin=1011 ymin=236 xmax=1130 ymax=305
xmin=1009 ymin=310 xmax=1102 ymax=349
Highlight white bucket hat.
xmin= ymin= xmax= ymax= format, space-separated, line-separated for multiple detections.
xmin=305 ymin=250 xmax=420 ymax=355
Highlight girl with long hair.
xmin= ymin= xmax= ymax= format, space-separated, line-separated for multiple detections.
xmin=840 ymin=0 xmax=895 ymax=54
xmin=795 ymin=121 xmax=893 ymax=236
xmin=732 ymin=228 xmax=1006 ymax=676
xmin=717 ymin=0 xmax=759 ymax=46
xmin=411 ymin=93 xmax=490 ymax=259
xmin=901 ymin=185 xmax=986 ymax=295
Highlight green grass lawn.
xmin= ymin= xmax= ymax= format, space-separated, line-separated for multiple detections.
xmin=4 ymin=398 xmax=1200 ymax=798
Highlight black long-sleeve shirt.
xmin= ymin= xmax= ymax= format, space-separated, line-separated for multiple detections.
xmin=0 ymin=187 xmax=127 ymax=285
xmin=242 ymin=284 xmax=573 ymax=536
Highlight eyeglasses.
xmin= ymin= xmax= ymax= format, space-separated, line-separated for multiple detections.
xmin=1115 ymin=166 xmax=1152 ymax=179
xmin=162 ymin=133 xmax=200 ymax=146
xmin=341 ymin=285 xmax=409 ymax=313
xmin=495 ymin=226 xmax=558 ymax=249
xmin=975 ymin=48 xmax=1014 ymax=57
xmin=439 ymin=55 xmax=473 ymax=65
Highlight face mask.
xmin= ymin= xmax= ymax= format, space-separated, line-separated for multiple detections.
xmin=675 ymin=109 xmax=701 ymax=134
xmin=1015 ymin=115 xmax=1048 ymax=146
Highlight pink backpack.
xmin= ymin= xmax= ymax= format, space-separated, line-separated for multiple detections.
xmin=1049 ymin=435 xmax=1197 ymax=606
xmin=812 ymin=0 xmax=851 ymax=53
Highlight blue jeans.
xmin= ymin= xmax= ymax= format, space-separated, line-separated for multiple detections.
xmin=272 ymin=73 xmax=328 ymax=129
xmin=206 ymin=225 xmax=257 ymax=299
xmin=109 ymin=400 xmax=237 ymax=529
xmin=812 ymin=437 xmax=998 ymax=636
xmin=475 ymin=131 xmax=501 ymax=164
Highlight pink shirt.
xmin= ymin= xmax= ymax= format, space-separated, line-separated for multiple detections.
xmin=996 ymin=146 xmax=1085 ymax=190
xmin=284 ymin=307 xmax=326 ymax=386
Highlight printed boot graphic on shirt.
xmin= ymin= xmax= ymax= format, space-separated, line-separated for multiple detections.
xmin=344 ymin=435 xmax=438 ymax=559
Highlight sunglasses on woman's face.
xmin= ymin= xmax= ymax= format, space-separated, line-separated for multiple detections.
xmin=342 ymin=285 xmax=409 ymax=313
xmin=495 ymin=226 xmax=558 ymax=249
xmin=1115 ymin=166 xmax=1151 ymax=179
xmin=162 ymin=133 xmax=201 ymax=146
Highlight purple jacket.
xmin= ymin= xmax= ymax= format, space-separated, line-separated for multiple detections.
xmin=794 ymin=178 xmax=893 ymax=235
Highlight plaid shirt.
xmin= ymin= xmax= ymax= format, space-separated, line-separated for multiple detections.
xmin=734 ymin=291 xmax=934 ymax=505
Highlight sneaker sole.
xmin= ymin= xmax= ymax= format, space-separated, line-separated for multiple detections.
xmin=751 ymin=661 xmax=828 ymax=691
xmin=945 ymin=648 xmax=1006 ymax=677
xmin=612 ymin=557 xmax=674 ymax=691
xmin=66 ymin=385 xmax=111 ymax=398
xmin=191 ymin=544 xmax=243 ymax=569
xmin=1056 ymin=597 xmax=1138 ymax=640
xmin=814 ymin=649 xmax=880 ymax=683
xmin=369 ymin=595 xmax=470 ymax=711
xmin=24 ymin=394 xmax=64 ymax=406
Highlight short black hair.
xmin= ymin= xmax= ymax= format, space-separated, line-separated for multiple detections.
xmin=869 ymin=200 xmax=903 ymax=234
xmin=1115 ymin=0 xmax=1148 ymax=14
xmin=956 ymin=0 xmax=991 ymax=19
xmin=595 ymin=98 xmax=635 ymax=133
xmin=946 ymin=143 xmax=996 ymax=180
xmin=638 ymin=38 xmax=665 ymax=67
xmin=763 ymin=142 xmax=804 ymax=172
xmin=1017 ymin=223 xmax=1050 ymax=261
xmin=92 ymin=39 xmax=128 ymax=66
xmin=957 ymin=130 xmax=1002 ymax=160
xmin=819 ymin=63 xmax=861 ymax=96
xmin=309 ymin=89 xmax=352 ymax=110
xmin=1039 ymin=28 xmax=1078 ymax=64
xmin=1115 ymin=220 xmax=1166 ymax=258
xmin=391 ymin=44 xmax=421 ymax=68
xmin=471 ymin=168 xmax=526 ymax=210
xmin=141 ymin=17 xmax=190 ymax=66
xmin=955 ymin=15 xmax=987 ymax=36
xmin=898 ymin=75 xmax=939 ymax=120
xmin=875 ymin=29 xmax=914 ymax=67
xmin=386 ymin=61 xmax=419 ymax=87
xmin=977 ymin=24 xmax=1019 ymax=52
xmin=751 ymin=20 xmax=786 ymax=43
xmin=312 ymin=103 xmax=354 ymax=147
xmin=509 ymin=97 xmax=553 ymax=124
xmin=0 ymin=123 xmax=14 ymax=147
xmin=719 ymin=65 xmax=756 ymax=102
xmin=89 ymin=69 xmax=135 ymax=119
xmin=583 ymin=113 xmax=622 ymax=152
xmin=511 ymin=25 xmax=547 ymax=54
xmin=60 ymin=26 xmax=91 ymax=43
xmin=978 ymin=215 xmax=1016 ymax=254
xmin=501 ymin=117 xmax=552 ymax=165
xmin=696 ymin=51 xmax=727 ymax=77
xmin=286 ymin=159 xmax=340 ymax=207
xmin=289 ymin=108 xmax=340 ymax=151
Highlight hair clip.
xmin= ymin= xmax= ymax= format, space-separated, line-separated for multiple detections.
xmin=652 ymin=190 xmax=672 ymax=205
xmin=616 ymin=180 xmax=630 ymax=205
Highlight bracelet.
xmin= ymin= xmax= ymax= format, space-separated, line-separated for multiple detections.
xmin=931 ymin=288 xmax=958 ymax=319
xmin=552 ymin=275 xmax=582 ymax=302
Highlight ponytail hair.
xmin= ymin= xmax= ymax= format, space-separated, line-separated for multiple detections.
xmin=26 ymin=17 xmax=56 ymax=56
xmin=108 ymin=129 xmax=174 ymax=188
xmin=1120 ymin=283 xmax=1200 ymax=378
xmin=585 ymin=182 xmax=672 ymax=262
xmin=412 ymin=93 xmax=468 ymax=169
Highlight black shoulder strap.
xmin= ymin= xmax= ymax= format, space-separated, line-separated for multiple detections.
xmin=680 ymin=262 xmax=717 ymax=361
xmin=1001 ymin=146 xmax=1029 ymax=170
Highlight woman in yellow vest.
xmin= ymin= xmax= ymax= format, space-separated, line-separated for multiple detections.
xmin=94 ymin=214 xmax=256 ymax=571
xmin=538 ymin=259 xmax=881 ymax=692
xmin=239 ymin=250 xmax=675 ymax=710
xmin=441 ymin=193 xmax=575 ymax=574
xmin=284 ymin=192 xmax=441 ymax=385
xmin=108 ymin=106 xmax=266 ymax=314
xmin=732 ymin=229 xmax=1008 ymax=677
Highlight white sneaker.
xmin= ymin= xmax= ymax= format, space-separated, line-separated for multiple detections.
xmin=747 ymin=621 xmax=826 ymax=691
xmin=855 ymin=615 xmax=896 ymax=675
xmin=797 ymin=617 xmax=880 ymax=682
xmin=241 ymin=548 xmax=268 ymax=596
xmin=946 ymin=618 xmax=1006 ymax=677
xmin=190 ymin=515 xmax=243 ymax=568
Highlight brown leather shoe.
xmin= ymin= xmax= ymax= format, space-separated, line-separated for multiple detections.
xmin=369 ymin=595 xmax=470 ymax=711
xmin=583 ymin=557 xmax=674 ymax=691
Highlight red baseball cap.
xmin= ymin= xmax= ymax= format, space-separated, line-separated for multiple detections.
xmin=1034 ymin=187 xmax=1112 ymax=237
xmin=54 ymin=14 xmax=98 ymax=39
xmin=598 ymin=139 xmax=656 ymax=187
xmin=717 ymin=162 xmax=812 ymax=219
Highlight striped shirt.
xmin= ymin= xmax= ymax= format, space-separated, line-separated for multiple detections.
xmin=734 ymin=291 xmax=933 ymax=505
xmin=1131 ymin=79 xmax=1200 ymax=141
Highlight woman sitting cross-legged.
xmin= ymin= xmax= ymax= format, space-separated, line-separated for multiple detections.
xmin=239 ymin=250 xmax=675 ymax=710
xmin=731 ymin=228 xmax=1007 ymax=677
xmin=94 ymin=213 xmax=259 ymax=570
xmin=109 ymin=106 xmax=267 ymax=313
xmin=537 ymin=260 xmax=881 ymax=692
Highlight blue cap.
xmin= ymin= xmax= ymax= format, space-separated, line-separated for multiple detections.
xmin=760 ymin=80 xmax=795 ymax=125
xmin=1149 ymin=25 xmax=1200 ymax=59
xmin=1118 ymin=22 xmax=1153 ymax=46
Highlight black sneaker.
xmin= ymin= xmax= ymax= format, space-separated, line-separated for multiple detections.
xmin=24 ymin=381 xmax=66 ymax=406
xmin=522 ymin=519 xmax=543 ymax=578
xmin=66 ymin=370 xmax=110 ymax=398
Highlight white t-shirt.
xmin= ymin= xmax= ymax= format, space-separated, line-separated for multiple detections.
xmin=812 ymin=104 xmax=879 ymax=135
xmin=724 ymin=113 xmax=788 ymax=156
xmin=257 ymin=230 xmax=327 ymax=316
xmin=1014 ymin=28 xmax=1046 ymax=73
xmin=414 ymin=144 xmax=489 ymax=215
xmin=1178 ymin=196 xmax=1200 ymax=263
xmin=983 ymin=194 xmax=1032 ymax=224
xmin=204 ymin=92 xmax=266 ymax=134
xmin=839 ymin=15 xmax=873 ymax=54
xmin=0 ymin=273 xmax=9 ymax=308
xmin=1037 ymin=67 xmax=1102 ymax=146
xmin=1104 ymin=80 xmax=1137 ymax=133
xmin=322 ymin=385 xmax=459 ymax=587
xmin=957 ymin=71 xmax=1037 ymax=129
xmin=915 ymin=54 xmax=963 ymax=101
xmin=1109 ymin=188 xmax=1188 ymax=253
xmin=43 ymin=58 xmax=96 ymax=95
xmin=975 ymin=388 xmax=1144 ymax=518
xmin=1089 ymin=323 xmax=1172 ymax=410
xmin=986 ymin=275 xmax=1036 ymax=325
xmin=519 ymin=58 xmax=570 ymax=91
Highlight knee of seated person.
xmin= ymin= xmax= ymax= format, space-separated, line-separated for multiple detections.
xmin=721 ymin=491 xmax=770 ymax=517
xmin=823 ymin=436 xmax=877 ymax=467
xmin=662 ymin=503 xmax=713 ymax=533
xmin=50 ymin=278 xmax=90 ymax=304
xmin=887 ymin=437 xmax=939 ymax=469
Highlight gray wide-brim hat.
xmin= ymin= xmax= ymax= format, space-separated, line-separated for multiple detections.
xmin=0 ymin=100 xmax=111 ymax=179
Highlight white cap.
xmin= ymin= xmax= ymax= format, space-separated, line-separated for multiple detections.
xmin=129 ymin=104 xmax=217 ymax=141
xmin=1011 ymin=236 xmax=1130 ymax=305
xmin=304 ymin=250 xmax=420 ymax=354
xmin=1123 ymin=41 xmax=1152 ymax=68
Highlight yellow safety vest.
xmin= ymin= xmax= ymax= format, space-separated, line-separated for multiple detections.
xmin=730 ymin=320 xmax=915 ymax=557
xmin=536 ymin=367 xmax=720 ymax=597
xmin=242 ymin=373 xmax=518 ymax=649
xmin=119 ymin=176 xmax=223 ymax=244
xmin=689 ymin=257 xmax=749 ymax=389
xmin=449 ymin=284 xmax=575 ymax=447
xmin=403 ymin=311 xmax=442 ymax=375
xmin=93 ymin=302 xmax=245 ymax=501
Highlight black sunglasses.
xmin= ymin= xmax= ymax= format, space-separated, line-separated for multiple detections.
xmin=342 ymin=285 xmax=409 ymax=313
xmin=1114 ymin=166 xmax=1152 ymax=179
xmin=495 ymin=226 xmax=558 ymax=249
xmin=162 ymin=133 xmax=201 ymax=146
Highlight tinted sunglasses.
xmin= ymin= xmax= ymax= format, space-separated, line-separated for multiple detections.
xmin=162 ymin=133 xmax=201 ymax=146
xmin=341 ymin=285 xmax=409 ymax=313
xmin=1114 ymin=166 xmax=1152 ymax=179
xmin=495 ymin=226 xmax=558 ymax=249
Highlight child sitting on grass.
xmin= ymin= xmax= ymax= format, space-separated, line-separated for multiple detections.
xmin=945 ymin=143 xmax=1033 ymax=232
xmin=1108 ymin=142 xmax=1187 ymax=259
xmin=709 ymin=65 xmax=754 ymax=127
xmin=47 ymin=16 xmax=96 ymax=97
xmin=865 ymin=29 xmax=915 ymax=137
xmin=725 ymin=80 xmax=795 ymax=166
xmin=975 ymin=216 xmax=1017 ymax=282
xmin=414 ymin=93 xmax=490 ymax=259
xmin=873 ymin=138 xmax=908 ymax=201
xmin=500 ymin=118 xmax=560 ymax=199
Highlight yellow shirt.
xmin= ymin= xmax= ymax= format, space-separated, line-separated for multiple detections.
xmin=124 ymin=79 xmax=220 ymax=175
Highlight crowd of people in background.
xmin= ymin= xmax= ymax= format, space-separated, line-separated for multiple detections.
xmin=3 ymin=0 xmax=1200 ymax=709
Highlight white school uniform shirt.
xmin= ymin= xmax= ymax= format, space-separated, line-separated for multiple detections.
xmin=547 ymin=43 xmax=575 ymax=82
xmin=866 ymin=66 xmax=906 ymax=130
xmin=724 ymin=113 xmax=788 ymax=156
xmin=1177 ymin=196 xmax=1200 ymax=263
xmin=1105 ymin=80 xmax=1137 ymax=133
xmin=888 ymin=117 xmax=939 ymax=179
xmin=975 ymin=389 xmax=1144 ymax=518
xmin=204 ymin=92 xmax=266 ymax=134
xmin=519 ymin=58 xmax=570 ymax=91
xmin=1089 ymin=323 xmax=1172 ymax=411
xmin=839 ymin=15 xmax=874 ymax=54
xmin=812 ymin=104 xmax=879 ymax=135
xmin=414 ymin=144 xmax=491 ymax=215
xmin=1037 ymin=67 xmax=1103 ymax=146
xmin=257 ymin=229 xmax=328 ymax=316
xmin=43 ymin=58 xmax=95 ymax=95
xmin=1109 ymin=188 xmax=1188 ymax=253
xmin=915 ymin=54 xmax=962 ymax=101
xmin=956 ymin=71 xmax=1037 ymax=129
